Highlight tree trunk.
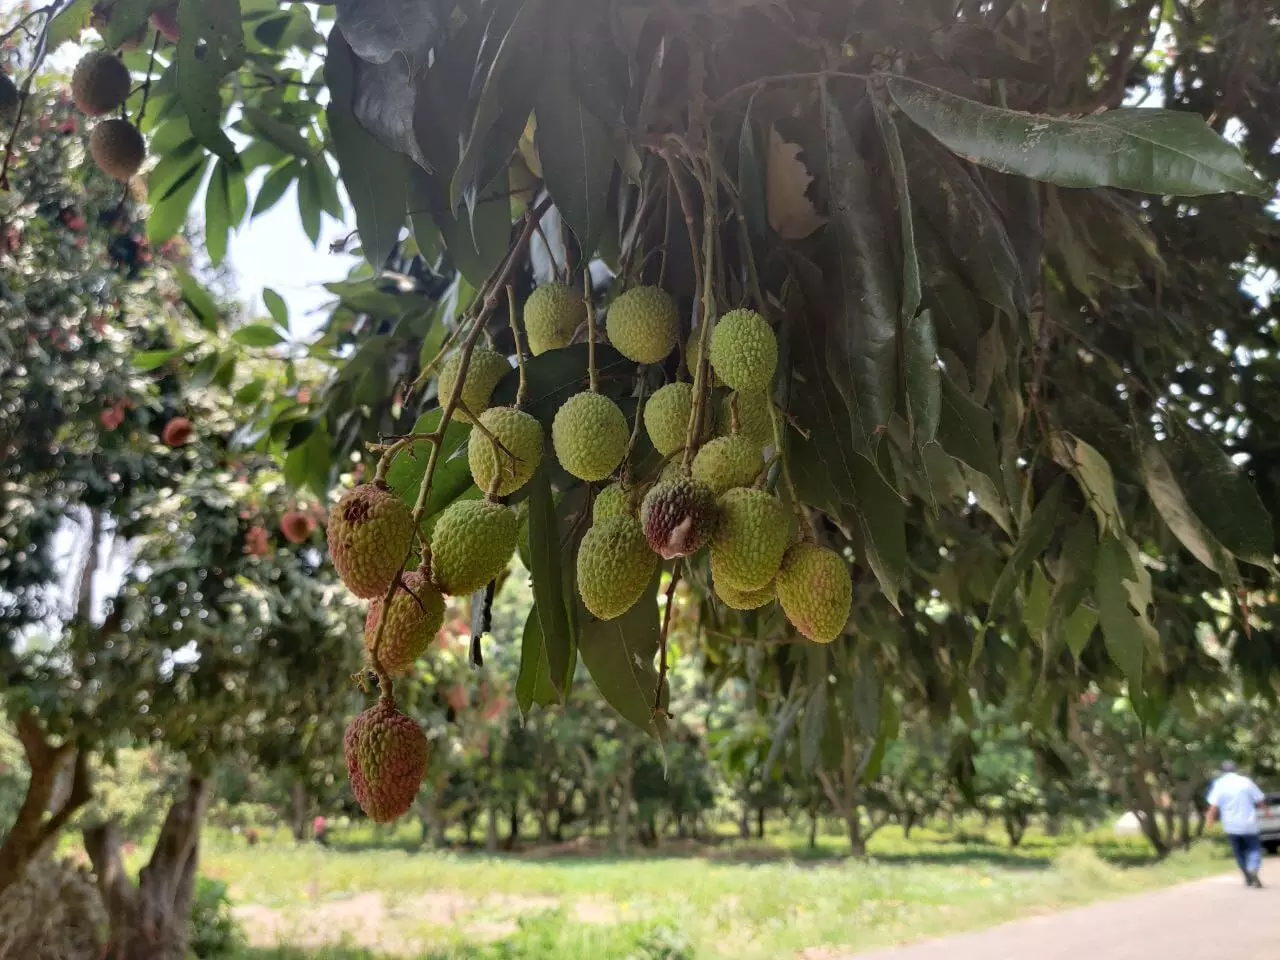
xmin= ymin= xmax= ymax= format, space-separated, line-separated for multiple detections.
xmin=902 ymin=812 xmax=916 ymax=840
xmin=0 ymin=713 xmax=92 ymax=897
xmin=808 ymin=810 xmax=818 ymax=850
xmin=485 ymin=807 xmax=499 ymax=852
xmin=462 ymin=812 xmax=475 ymax=846
xmin=844 ymin=809 xmax=865 ymax=857
xmin=290 ymin=780 xmax=309 ymax=842
xmin=86 ymin=774 xmax=210 ymax=960
xmin=738 ymin=802 xmax=750 ymax=839
xmin=1004 ymin=812 xmax=1026 ymax=848
xmin=76 ymin=507 xmax=103 ymax=619
xmin=756 ymin=805 xmax=766 ymax=839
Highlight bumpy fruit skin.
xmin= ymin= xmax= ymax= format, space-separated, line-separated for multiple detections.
xmin=279 ymin=510 xmax=316 ymax=544
xmin=691 ymin=435 xmax=762 ymax=495
xmin=437 ymin=347 xmax=510 ymax=424
xmin=593 ymin=482 xmax=628 ymax=522
xmin=552 ymin=391 xmax=628 ymax=482
xmin=161 ymin=417 xmax=192 ymax=447
xmin=643 ymin=382 xmax=692 ymax=457
xmin=710 ymin=309 xmax=777 ymax=393
xmin=606 ymin=286 xmax=678 ymax=364
xmin=90 ymin=118 xmax=145 ymax=181
xmin=71 ymin=51 xmax=131 ymax=117
xmin=577 ymin=515 xmax=656 ymax=620
xmin=0 ymin=73 xmax=18 ymax=121
xmin=710 ymin=487 xmax=789 ymax=591
xmin=640 ymin=477 xmax=717 ymax=559
xmin=524 ymin=284 xmax=583 ymax=355
xmin=720 ymin=390 xmax=772 ymax=447
xmin=328 ymin=483 xmax=415 ymax=599
xmin=716 ymin=578 xmax=776 ymax=611
xmin=776 ymin=542 xmax=852 ymax=643
xmin=151 ymin=4 xmax=181 ymax=42
xmin=364 ymin=570 xmax=445 ymax=675
xmin=430 ymin=498 xmax=518 ymax=595
xmin=468 ymin=406 xmax=544 ymax=497
xmin=344 ymin=698 xmax=428 ymax=823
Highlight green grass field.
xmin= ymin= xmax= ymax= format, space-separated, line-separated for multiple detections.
xmin=198 ymin=820 xmax=1235 ymax=960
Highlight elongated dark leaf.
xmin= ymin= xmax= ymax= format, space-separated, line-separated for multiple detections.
xmin=47 ymin=0 xmax=94 ymax=49
xmin=738 ymin=97 xmax=769 ymax=239
xmin=103 ymin=0 xmax=167 ymax=48
xmin=820 ymin=82 xmax=899 ymax=454
xmin=252 ymin=161 xmax=299 ymax=218
xmin=242 ymin=106 xmax=315 ymax=162
xmin=578 ymin=573 xmax=667 ymax=740
xmin=491 ymin=343 xmax=634 ymax=427
xmin=534 ymin=28 xmax=613 ymax=254
xmin=987 ymin=477 xmax=1066 ymax=621
xmin=175 ymin=0 xmax=242 ymax=163
xmin=516 ymin=610 xmax=559 ymax=713
xmin=134 ymin=348 xmax=181 ymax=372
xmin=327 ymin=30 xmax=409 ymax=271
xmin=936 ymin=372 xmax=1001 ymax=487
xmin=904 ymin=309 xmax=941 ymax=447
xmin=800 ymin=680 xmax=828 ymax=774
xmin=844 ymin=451 xmax=907 ymax=611
xmin=1094 ymin=534 xmax=1154 ymax=688
xmin=871 ymin=97 xmax=920 ymax=321
xmin=351 ymin=54 xmax=428 ymax=169
xmin=149 ymin=152 xmax=208 ymax=245
xmin=283 ymin=427 xmax=332 ymax=498
xmin=231 ymin=324 xmax=284 ymax=347
xmin=526 ymin=462 xmax=573 ymax=700
xmin=1140 ymin=439 xmax=1233 ymax=575
xmin=886 ymin=75 xmax=1267 ymax=197
xmin=411 ymin=167 xmax=513 ymax=289
xmin=175 ymin=268 xmax=219 ymax=331
xmin=335 ymin=0 xmax=439 ymax=69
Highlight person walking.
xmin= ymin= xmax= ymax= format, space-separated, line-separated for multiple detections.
xmin=1206 ymin=760 xmax=1267 ymax=888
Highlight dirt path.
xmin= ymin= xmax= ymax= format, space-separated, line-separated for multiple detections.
xmin=853 ymin=873 xmax=1278 ymax=960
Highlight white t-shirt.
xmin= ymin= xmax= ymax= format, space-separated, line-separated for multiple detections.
xmin=1206 ymin=772 xmax=1265 ymax=835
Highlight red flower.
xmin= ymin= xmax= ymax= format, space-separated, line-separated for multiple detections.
xmin=162 ymin=417 xmax=193 ymax=447
xmin=244 ymin=527 xmax=270 ymax=557
xmin=279 ymin=510 xmax=316 ymax=544
xmin=99 ymin=405 xmax=124 ymax=431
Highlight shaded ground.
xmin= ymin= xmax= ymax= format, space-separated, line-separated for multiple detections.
xmin=855 ymin=872 xmax=1278 ymax=960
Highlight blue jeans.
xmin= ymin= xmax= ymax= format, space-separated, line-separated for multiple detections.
xmin=1227 ymin=832 xmax=1262 ymax=876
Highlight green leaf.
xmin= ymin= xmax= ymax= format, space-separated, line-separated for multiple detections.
xmin=871 ymin=96 xmax=921 ymax=321
xmin=241 ymin=106 xmax=316 ymax=161
xmin=174 ymin=268 xmax=219 ymax=331
xmin=148 ymin=157 xmax=209 ymax=245
xmin=205 ymin=159 xmax=246 ymax=267
xmin=384 ymin=411 xmax=474 ymax=529
xmin=134 ymin=348 xmax=181 ymax=372
xmin=252 ymin=161 xmax=300 ymax=218
xmin=47 ymin=0 xmax=94 ymax=49
xmin=1055 ymin=434 xmax=1123 ymax=536
xmin=799 ymin=680 xmax=828 ymax=774
xmin=820 ymin=82 xmax=899 ymax=453
xmin=578 ymin=573 xmax=667 ymax=740
xmin=326 ymin=31 xmax=408 ymax=271
xmin=516 ymin=611 xmax=560 ymax=714
xmin=534 ymin=27 xmax=613 ymax=255
xmin=175 ymin=0 xmax=243 ymax=163
xmin=1094 ymin=534 xmax=1156 ymax=689
xmin=904 ymin=309 xmax=941 ymax=448
xmin=738 ymin=98 xmax=768 ymax=239
xmin=232 ymin=324 xmax=285 ymax=347
xmin=283 ymin=427 xmax=332 ymax=498
xmin=1166 ymin=427 xmax=1274 ymax=570
xmin=412 ymin=168 xmax=513 ymax=289
xmin=263 ymin=289 xmax=289 ymax=330
xmin=987 ymin=477 xmax=1066 ymax=621
xmin=234 ymin=379 xmax=266 ymax=405
xmin=843 ymin=450 xmax=907 ymax=611
xmin=525 ymin=462 xmax=574 ymax=701
xmin=491 ymin=344 xmax=634 ymax=428
xmin=885 ymin=75 xmax=1268 ymax=198
xmin=296 ymin=162 xmax=321 ymax=245
xmin=1140 ymin=438 xmax=1234 ymax=575
xmin=1063 ymin=605 xmax=1098 ymax=661
xmin=1021 ymin=566 xmax=1052 ymax=643
xmin=936 ymin=372 xmax=1000 ymax=487
xmin=1045 ymin=515 xmax=1097 ymax=655
xmin=104 ymin=0 xmax=168 ymax=49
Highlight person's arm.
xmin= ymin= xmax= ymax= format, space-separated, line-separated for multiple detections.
xmin=1206 ymin=805 xmax=1219 ymax=828
xmin=1250 ymin=781 xmax=1266 ymax=813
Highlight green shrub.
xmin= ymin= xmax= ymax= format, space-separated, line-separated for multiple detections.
xmin=190 ymin=876 xmax=244 ymax=958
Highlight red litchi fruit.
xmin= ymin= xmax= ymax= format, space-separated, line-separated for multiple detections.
xmin=162 ymin=417 xmax=192 ymax=447
xmin=279 ymin=510 xmax=316 ymax=544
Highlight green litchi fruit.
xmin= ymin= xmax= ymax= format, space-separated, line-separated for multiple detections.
xmin=691 ymin=435 xmax=762 ymax=495
xmin=344 ymin=697 xmax=428 ymax=823
xmin=552 ymin=391 xmax=628 ymax=482
xmin=720 ymin=390 xmax=773 ymax=447
xmin=524 ymin=284 xmax=584 ymax=355
xmin=437 ymin=347 xmax=511 ymax=424
xmin=643 ymin=382 xmax=692 ymax=457
xmin=593 ymin=482 xmax=629 ymax=522
xmin=576 ymin=515 xmax=656 ymax=620
xmin=468 ymin=406 xmax=544 ymax=497
xmin=328 ymin=482 xmax=415 ymax=599
xmin=430 ymin=498 xmax=518 ymax=595
xmin=715 ymin=578 xmax=776 ymax=611
xmin=709 ymin=487 xmax=788 ymax=592
xmin=70 ymin=51 xmax=131 ymax=116
xmin=710 ymin=309 xmax=777 ymax=393
xmin=640 ymin=477 xmax=717 ymax=559
xmin=363 ymin=570 xmax=444 ymax=675
xmin=776 ymin=542 xmax=852 ymax=643
xmin=90 ymin=118 xmax=145 ymax=181
xmin=606 ymin=286 xmax=678 ymax=364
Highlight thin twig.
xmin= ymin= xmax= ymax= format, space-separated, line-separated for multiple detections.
xmin=680 ymin=152 xmax=717 ymax=471
xmin=506 ymin=285 xmax=528 ymax=408
xmin=134 ymin=31 xmax=162 ymax=127
xmin=771 ymin=399 xmax=816 ymax=537
xmin=585 ymin=270 xmax=598 ymax=393
xmin=711 ymin=69 xmax=870 ymax=109
xmin=655 ymin=560 xmax=683 ymax=715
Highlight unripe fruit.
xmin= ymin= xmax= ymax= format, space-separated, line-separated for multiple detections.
xmin=576 ymin=515 xmax=656 ymax=620
xmin=716 ymin=578 xmax=776 ymax=611
xmin=90 ymin=118 xmax=145 ymax=181
xmin=344 ymin=697 xmax=428 ymax=823
xmin=328 ymin=483 xmax=415 ymax=599
xmin=640 ymin=477 xmax=717 ymax=559
xmin=643 ymin=382 xmax=692 ymax=457
xmin=606 ymin=286 xmax=678 ymax=364
xmin=151 ymin=3 xmax=180 ymax=42
xmin=691 ymin=435 xmax=762 ymax=495
xmin=280 ymin=510 xmax=316 ymax=544
xmin=776 ymin=542 xmax=852 ymax=643
xmin=593 ymin=482 xmax=628 ymax=522
xmin=709 ymin=487 xmax=788 ymax=592
xmin=467 ymin=406 xmax=544 ymax=497
xmin=552 ymin=391 xmax=628 ymax=482
xmin=710 ymin=309 xmax=777 ymax=393
xmin=0 ymin=73 xmax=18 ymax=122
xmin=364 ymin=570 xmax=444 ymax=675
xmin=161 ymin=417 xmax=192 ymax=447
xmin=720 ymin=390 xmax=772 ymax=447
xmin=70 ymin=51 xmax=131 ymax=117
xmin=523 ymin=283 xmax=583 ymax=355
xmin=437 ymin=347 xmax=510 ymax=424
xmin=430 ymin=498 xmax=518 ymax=595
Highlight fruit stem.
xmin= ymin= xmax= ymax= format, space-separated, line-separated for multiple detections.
xmin=770 ymin=400 xmax=816 ymax=538
xmin=584 ymin=271 xmax=598 ymax=393
xmin=621 ymin=372 xmax=648 ymax=484
xmin=372 ymin=432 xmax=442 ymax=483
xmin=654 ymin=559 xmax=682 ymax=716
xmin=507 ymin=285 xmax=528 ymax=409
xmin=681 ymin=155 xmax=717 ymax=472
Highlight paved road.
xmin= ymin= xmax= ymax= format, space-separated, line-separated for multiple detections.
xmin=855 ymin=873 xmax=1278 ymax=960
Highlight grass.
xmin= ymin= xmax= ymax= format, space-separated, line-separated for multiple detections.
xmin=195 ymin=820 xmax=1236 ymax=960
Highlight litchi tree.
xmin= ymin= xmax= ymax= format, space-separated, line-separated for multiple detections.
xmin=17 ymin=0 xmax=1280 ymax=846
